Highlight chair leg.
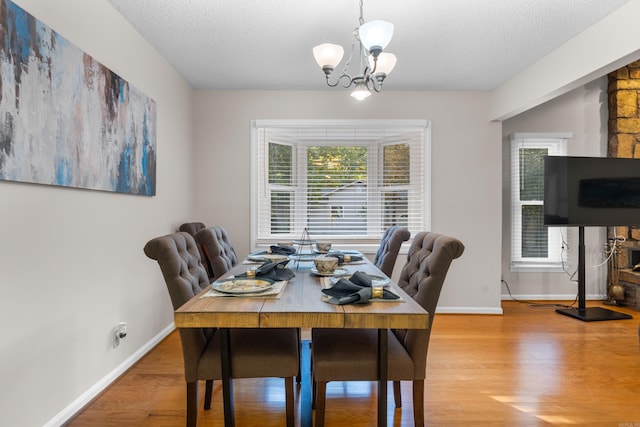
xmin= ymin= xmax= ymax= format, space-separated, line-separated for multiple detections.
xmin=412 ymin=379 xmax=425 ymax=427
xmin=285 ymin=377 xmax=295 ymax=427
xmin=311 ymin=376 xmax=317 ymax=409
xmin=315 ymin=381 xmax=327 ymax=427
xmin=186 ymin=382 xmax=198 ymax=427
xmin=393 ymin=380 xmax=402 ymax=408
xmin=204 ymin=379 xmax=213 ymax=410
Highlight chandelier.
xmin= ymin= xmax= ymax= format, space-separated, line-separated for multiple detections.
xmin=312 ymin=0 xmax=396 ymax=100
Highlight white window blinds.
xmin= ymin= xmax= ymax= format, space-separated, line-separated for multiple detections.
xmin=510 ymin=133 xmax=570 ymax=270
xmin=252 ymin=120 xmax=430 ymax=245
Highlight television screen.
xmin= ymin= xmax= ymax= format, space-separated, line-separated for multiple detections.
xmin=544 ymin=156 xmax=640 ymax=226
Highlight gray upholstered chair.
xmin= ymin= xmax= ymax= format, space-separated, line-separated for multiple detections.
xmin=373 ymin=226 xmax=411 ymax=277
xmin=178 ymin=221 xmax=206 ymax=236
xmin=311 ymin=231 xmax=465 ymax=427
xmin=195 ymin=226 xmax=239 ymax=281
xmin=178 ymin=222 xmax=207 ymax=264
xmin=144 ymin=232 xmax=298 ymax=427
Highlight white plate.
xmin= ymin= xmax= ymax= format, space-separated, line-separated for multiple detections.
xmin=212 ymin=278 xmax=274 ymax=294
xmin=247 ymin=252 xmax=289 ymax=262
xmin=310 ymin=268 xmax=349 ymax=277
xmin=329 ymin=274 xmax=390 ymax=286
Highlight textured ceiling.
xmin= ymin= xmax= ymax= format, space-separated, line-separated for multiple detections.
xmin=107 ymin=0 xmax=630 ymax=91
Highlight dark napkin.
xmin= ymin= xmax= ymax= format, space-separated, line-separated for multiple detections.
xmin=321 ymin=271 xmax=399 ymax=305
xmin=236 ymin=259 xmax=296 ymax=281
xmin=327 ymin=251 xmax=364 ymax=263
xmin=269 ymin=245 xmax=297 ymax=256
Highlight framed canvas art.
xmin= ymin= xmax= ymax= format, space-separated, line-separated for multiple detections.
xmin=0 ymin=0 xmax=156 ymax=195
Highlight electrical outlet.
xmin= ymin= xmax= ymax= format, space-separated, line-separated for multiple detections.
xmin=113 ymin=322 xmax=128 ymax=347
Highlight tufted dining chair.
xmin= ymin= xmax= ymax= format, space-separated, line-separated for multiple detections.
xmin=311 ymin=231 xmax=465 ymax=426
xmin=373 ymin=226 xmax=411 ymax=277
xmin=178 ymin=221 xmax=206 ymax=236
xmin=194 ymin=226 xmax=239 ymax=281
xmin=196 ymin=225 xmax=305 ymax=384
xmin=144 ymin=232 xmax=298 ymax=427
xmin=178 ymin=222 xmax=207 ymax=264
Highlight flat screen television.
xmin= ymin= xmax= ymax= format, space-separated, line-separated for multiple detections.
xmin=544 ymin=156 xmax=640 ymax=226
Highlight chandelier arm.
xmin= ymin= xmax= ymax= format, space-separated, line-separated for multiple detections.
xmin=325 ymin=75 xmax=340 ymax=88
xmin=325 ymin=72 xmax=356 ymax=89
xmin=362 ymin=73 xmax=380 ymax=92
xmin=369 ymin=55 xmax=378 ymax=75
xmin=339 ymin=73 xmax=356 ymax=88
xmin=364 ymin=77 xmax=372 ymax=90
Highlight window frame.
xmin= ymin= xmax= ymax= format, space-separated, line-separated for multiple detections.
xmin=510 ymin=133 xmax=571 ymax=272
xmin=251 ymin=120 xmax=431 ymax=250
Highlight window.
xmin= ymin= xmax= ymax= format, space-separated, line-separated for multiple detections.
xmin=510 ymin=133 xmax=570 ymax=271
xmin=253 ymin=120 xmax=430 ymax=246
xmin=330 ymin=205 xmax=344 ymax=220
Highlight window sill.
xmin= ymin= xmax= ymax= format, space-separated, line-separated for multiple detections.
xmin=253 ymin=242 xmax=410 ymax=257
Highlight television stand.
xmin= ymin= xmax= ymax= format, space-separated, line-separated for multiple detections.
xmin=556 ymin=226 xmax=633 ymax=322
xmin=556 ymin=306 xmax=631 ymax=321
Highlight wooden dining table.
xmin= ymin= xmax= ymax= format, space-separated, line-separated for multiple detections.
xmin=174 ymin=254 xmax=429 ymax=427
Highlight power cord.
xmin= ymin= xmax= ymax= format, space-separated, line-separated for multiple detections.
xmin=501 ymin=279 xmax=576 ymax=309
xmin=560 ymin=229 xmax=578 ymax=283
xmin=504 ymin=227 xmax=622 ymax=309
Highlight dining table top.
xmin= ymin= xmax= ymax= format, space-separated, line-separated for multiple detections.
xmin=174 ymin=254 xmax=429 ymax=331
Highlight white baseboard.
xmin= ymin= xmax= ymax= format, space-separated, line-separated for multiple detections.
xmin=501 ymin=293 xmax=607 ymax=301
xmin=436 ymin=294 xmax=608 ymax=314
xmin=436 ymin=306 xmax=504 ymax=315
xmin=45 ymin=323 xmax=175 ymax=427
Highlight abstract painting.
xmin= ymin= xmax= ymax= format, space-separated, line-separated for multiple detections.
xmin=0 ymin=0 xmax=156 ymax=195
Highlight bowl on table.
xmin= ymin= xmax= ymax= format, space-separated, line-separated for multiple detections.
xmin=313 ymin=256 xmax=339 ymax=275
xmin=314 ymin=242 xmax=332 ymax=254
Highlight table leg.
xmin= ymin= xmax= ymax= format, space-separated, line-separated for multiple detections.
xmin=378 ymin=328 xmax=388 ymax=427
xmin=220 ymin=328 xmax=235 ymax=427
xmin=300 ymin=340 xmax=312 ymax=427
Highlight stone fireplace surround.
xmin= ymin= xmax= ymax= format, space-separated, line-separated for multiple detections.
xmin=607 ymin=60 xmax=640 ymax=310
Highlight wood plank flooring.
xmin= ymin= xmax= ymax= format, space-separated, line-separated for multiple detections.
xmin=65 ymin=301 xmax=640 ymax=426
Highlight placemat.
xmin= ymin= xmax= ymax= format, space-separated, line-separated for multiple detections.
xmin=202 ymin=280 xmax=288 ymax=299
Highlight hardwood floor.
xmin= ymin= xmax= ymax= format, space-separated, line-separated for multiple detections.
xmin=66 ymin=301 xmax=640 ymax=426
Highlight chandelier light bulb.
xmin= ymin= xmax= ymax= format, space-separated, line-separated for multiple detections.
xmin=313 ymin=43 xmax=345 ymax=71
xmin=371 ymin=52 xmax=397 ymax=76
xmin=351 ymin=81 xmax=371 ymax=100
xmin=358 ymin=20 xmax=394 ymax=55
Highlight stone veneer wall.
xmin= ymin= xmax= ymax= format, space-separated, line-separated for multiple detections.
xmin=608 ymin=60 xmax=640 ymax=269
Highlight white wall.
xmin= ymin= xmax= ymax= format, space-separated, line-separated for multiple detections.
xmin=193 ymin=90 xmax=503 ymax=314
xmin=0 ymin=1 xmax=195 ymax=426
xmin=501 ymin=77 xmax=609 ymax=300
